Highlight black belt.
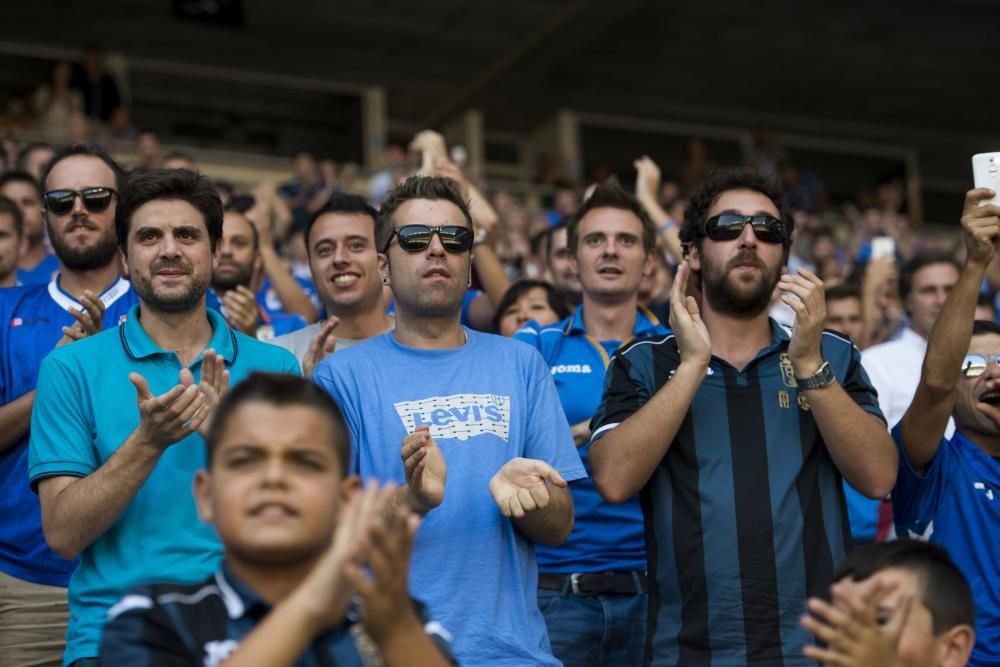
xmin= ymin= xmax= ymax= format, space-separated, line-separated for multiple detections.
xmin=538 ymin=571 xmax=647 ymax=596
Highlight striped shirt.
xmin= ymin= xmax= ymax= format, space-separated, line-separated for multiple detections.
xmin=591 ymin=321 xmax=884 ymax=666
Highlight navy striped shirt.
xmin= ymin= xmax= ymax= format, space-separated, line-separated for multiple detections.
xmin=591 ymin=321 xmax=883 ymax=667
xmin=100 ymin=568 xmax=455 ymax=666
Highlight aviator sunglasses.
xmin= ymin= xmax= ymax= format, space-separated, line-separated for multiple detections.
xmin=960 ymin=353 xmax=1000 ymax=378
xmin=43 ymin=187 xmax=117 ymax=215
xmin=705 ymin=213 xmax=786 ymax=244
xmin=383 ymin=224 xmax=474 ymax=254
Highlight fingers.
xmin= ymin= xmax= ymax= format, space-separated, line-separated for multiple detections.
xmin=129 ymin=372 xmax=154 ymax=402
xmin=532 ymin=459 xmax=567 ymax=488
xmin=964 ymin=188 xmax=998 ymax=214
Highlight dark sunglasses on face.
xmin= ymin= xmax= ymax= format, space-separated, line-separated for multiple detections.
xmin=704 ymin=213 xmax=786 ymax=244
xmin=960 ymin=353 xmax=1000 ymax=378
xmin=43 ymin=187 xmax=117 ymax=215
xmin=383 ymin=224 xmax=474 ymax=254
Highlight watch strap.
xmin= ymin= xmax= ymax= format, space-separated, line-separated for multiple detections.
xmin=796 ymin=360 xmax=835 ymax=390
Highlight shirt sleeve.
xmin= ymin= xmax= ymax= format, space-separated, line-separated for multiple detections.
xmin=100 ymin=590 xmax=198 ymax=666
xmin=28 ymin=353 xmax=98 ymax=487
xmin=589 ymin=344 xmax=656 ymax=443
xmin=890 ymin=422 xmax=950 ymax=533
xmin=523 ymin=349 xmax=586 ymax=482
xmin=841 ymin=342 xmax=885 ymax=422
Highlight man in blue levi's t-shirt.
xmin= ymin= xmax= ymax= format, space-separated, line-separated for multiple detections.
xmin=0 ymin=146 xmax=135 ymax=667
xmin=515 ymin=180 xmax=667 ymax=667
xmin=313 ymin=175 xmax=585 ymax=667
xmin=892 ymin=187 xmax=1000 ymax=667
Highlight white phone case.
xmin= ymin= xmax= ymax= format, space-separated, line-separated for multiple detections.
xmin=972 ymin=152 xmax=1000 ymax=205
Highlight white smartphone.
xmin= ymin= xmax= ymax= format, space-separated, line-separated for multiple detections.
xmin=871 ymin=236 xmax=895 ymax=260
xmin=972 ymin=152 xmax=1000 ymax=205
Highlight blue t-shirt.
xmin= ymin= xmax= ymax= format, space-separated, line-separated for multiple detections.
xmin=257 ymin=275 xmax=321 ymax=318
xmin=29 ymin=305 xmax=301 ymax=665
xmin=15 ymin=253 xmax=59 ymax=285
xmin=514 ymin=306 xmax=668 ymax=573
xmin=0 ymin=276 xmax=136 ymax=587
xmin=312 ymin=330 xmax=586 ymax=667
xmin=205 ymin=288 xmax=307 ymax=338
xmin=892 ymin=426 xmax=1000 ymax=666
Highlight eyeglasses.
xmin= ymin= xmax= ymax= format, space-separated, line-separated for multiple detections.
xmin=705 ymin=213 xmax=786 ymax=244
xmin=43 ymin=187 xmax=117 ymax=215
xmin=383 ymin=224 xmax=474 ymax=254
xmin=960 ymin=353 xmax=1000 ymax=378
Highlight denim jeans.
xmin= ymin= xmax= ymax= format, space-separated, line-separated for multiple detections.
xmin=538 ymin=586 xmax=647 ymax=667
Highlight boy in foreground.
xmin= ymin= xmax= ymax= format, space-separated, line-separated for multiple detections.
xmin=100 ymin=372 xmax=454 ymax=666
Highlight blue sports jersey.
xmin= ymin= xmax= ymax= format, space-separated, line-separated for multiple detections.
xmin=0 ymin=275 xmax=136 ymax=586
xmin=257 ymin=275 xmax=321 ymax=317
xmin=514 ymin=306 xmax=667 ymax=573
xmin=892 ymin=426 xmax=1000 ymax=666
xmin=15 ymin=253 xmax=59 ymax=285
xmin=206 ymin=288 xmax=306 ymax=338
xmin=313 ymin=331 xmax=586 ymax=667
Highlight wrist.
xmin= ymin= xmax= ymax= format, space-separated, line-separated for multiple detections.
xmin=676 ymin=357 xmax=710 ymax=379
xmin=402 ymin=484 xmax=435 ymax=515
xmin=370 ymin=608 xmax=423 ymax=648
xmin=791 ymin=355 xmax=823 ymax=378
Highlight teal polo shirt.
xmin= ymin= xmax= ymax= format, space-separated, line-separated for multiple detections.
xmin=29 ymin=305 xmax=301 ymax=666
xmin=515 ymin=306 xmax=668 ymax=572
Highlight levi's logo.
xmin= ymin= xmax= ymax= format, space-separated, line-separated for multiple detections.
xmin=394 ymin=393 xmax=511 ymax=441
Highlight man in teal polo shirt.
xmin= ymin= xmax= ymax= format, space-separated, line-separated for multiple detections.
xmin=29 ymin=168 xmax=300 ymax=666
xmin=515 ymin=181 xmax=667 ymax=667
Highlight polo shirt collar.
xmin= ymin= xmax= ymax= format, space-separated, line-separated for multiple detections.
xmin=120 ymin=304 xmax=237 ymax=364
xmin=214 ymin=568 xmax=270 ymax=621
xmin=565 ymin=305 xmax=663 ymax=338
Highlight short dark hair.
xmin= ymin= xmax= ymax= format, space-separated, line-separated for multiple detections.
xmin=679 ymin=167 xmax=792 ymax=254
xmin=567 ymin=180 xmax=657 ymax=255
xmin=305 ymin=193 xmax=378 ymax=254
xmin=115 ymin=168 xmax=223 ymax=253
xmin=40 ymin=144 xmax=125 ymax=193
xmin=492 ymin=279 xmax=570 ymax=332
xmin=834 ymin=539 xmax=974 ymax=635
xmin=545 ymin=217 xmax=571 ymax=261
xmin=825 ymin=283 xmax=861 ymax=303
xmin=205 ymin=372 xmax=350 ymax=476
xmin=972 ymin=319 xmax=1000 ymax=337
xmin=376 ymin=176 xmax=473 ymax=254
xmin=0 ymin=195 xmax=24 ymax=236
xmin=0 ymin=170 xmax=43 ymax=201
xmin=899 ymin=251 xmax=960 ymax=303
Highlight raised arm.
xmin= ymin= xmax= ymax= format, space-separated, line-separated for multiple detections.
xmin=634 ymin=156 xmax=684 ymax=263
xmin=589 ymin=262 xmax=709 ymax=502
xmin=250 ymin=206 xmax=319 ymax=324
xmin=899 ymin=189 xmax=1000 ymax=471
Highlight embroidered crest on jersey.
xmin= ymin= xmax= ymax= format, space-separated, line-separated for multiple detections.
xmin=394 ymin=393 xmax=511 ymax=441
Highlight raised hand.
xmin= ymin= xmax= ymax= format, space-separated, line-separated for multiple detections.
xmin=179 ymin=350 xmax=230 ymax=438
xmin=129 ymin=372 xmax=209 ymax=449
xmin=57 ymin=290 xmax=106 ymax=347
xmin=669 ymin=262 xmax=711 ymax=367
xmin=221 ymin=286 xmax=260 ymax=336
xmin=302 ymin=317 xmax=339 ymax=377
xmin=489 ymin=457 xmax=567 ymax=518
xmin=961 ymin=188 xmax=1000 ymax=266
xmin=400 ymin=426 xmax=447 ymax=511
xmin=777 ymin=267 xmax=826 ymax=377
xmin=633 ymin=155 xmax=662 ymax=204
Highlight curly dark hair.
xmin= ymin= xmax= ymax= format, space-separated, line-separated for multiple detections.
xmin=679 ymin=167 xmax=792 ymax=255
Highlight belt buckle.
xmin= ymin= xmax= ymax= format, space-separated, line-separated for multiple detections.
xmin=570 ymin=572 xmax=584 ymax=596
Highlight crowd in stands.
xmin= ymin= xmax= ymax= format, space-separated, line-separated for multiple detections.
xmin=0 ymin=53 xmax=998 ymax=667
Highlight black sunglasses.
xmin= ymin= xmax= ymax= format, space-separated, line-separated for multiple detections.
xmin=383 ymin=224 xmax=474 ymax=254
xmin=44 ymin=187 xmax=117 ymax=215
xmin=705 ymin=213 xmax=786 ymax=244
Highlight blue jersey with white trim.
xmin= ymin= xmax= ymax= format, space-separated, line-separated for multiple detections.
xmin=0 ymin=276 xmax=136 ymax=586
xmin=514 ymin=306 xmax=667 ymax=573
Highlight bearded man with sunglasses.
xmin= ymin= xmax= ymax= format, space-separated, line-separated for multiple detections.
xmin=313 ymin=176 xmax=585 ymax=667
xmin=0 ymin=146 xmax=137 ymax=666
xmin=891 ymin=188 xmax=1000 ymax=666
xmin=588 ymin=168 xmax=896 ymax=666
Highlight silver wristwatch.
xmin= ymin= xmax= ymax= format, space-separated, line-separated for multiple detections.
xmin=796 ymin=360 xmax=836 ymax=390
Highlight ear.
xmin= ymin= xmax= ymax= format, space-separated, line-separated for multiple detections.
xmin=193 ymin=469 xmax=214 ymax=524
xmin=687 ymin=242 xmax=702 ymax=272
xmin=121 ymin=251 xmax=131 ymax=280
xmin=939 ymin=624 xmax=976 ymax=667
xmin=378 ymin=253 xmax=389 ymax=284
xmin=642 ymin=251 xmax=655 ymax=279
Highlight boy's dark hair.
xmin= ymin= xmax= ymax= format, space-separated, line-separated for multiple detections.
xmin=567 ymin=180 xmax=657 ymax=255
xmin=492 ymin=279 xmax=570 ymax=332
xmin=824 ymin=283 xmax=861 ymax=303
xmin=305 ymin=193 xmax=378 ymax=254
xmin=115 ymin=168 xmax=223 ymax=253
xmin=376 ymin=176 xmax=473 ymax=254
xmin=834 ymin=539 xmax=974 ymax=635
xmin=972 ymin=319 xmax=1000 ymax=337
xmin=898 ymin=251 xmax=960 ymax=304
xmin=205 ymin=373 xmax=350 ymax=476
xmin=679 ymin=167 xmax=792 ymax=254
xmin=0 ymin=195 xmax=24 ymax=236
xmin=0 ymin=170 xmax=43 ymax=201
xmin=40 ymin=144 xmax=125 ymax=193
